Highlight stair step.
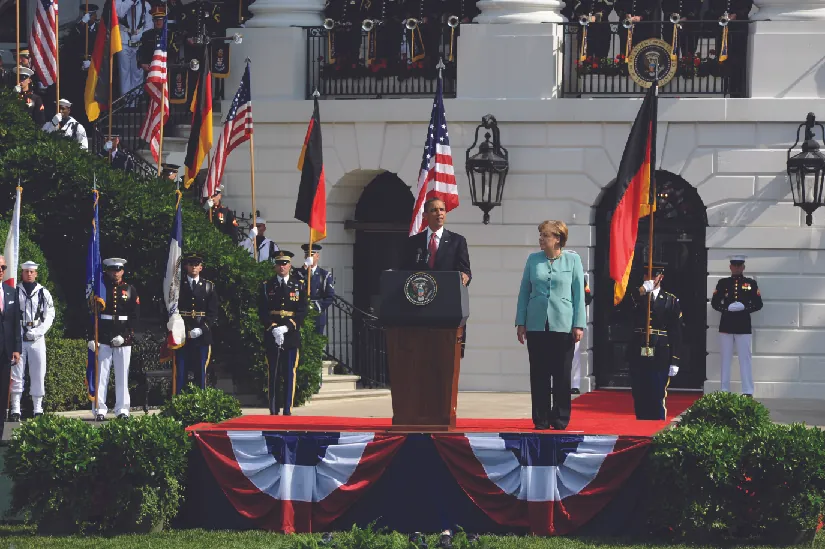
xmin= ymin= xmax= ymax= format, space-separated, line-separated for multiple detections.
xmin=310 ymin=388 xmax=391 ymax=402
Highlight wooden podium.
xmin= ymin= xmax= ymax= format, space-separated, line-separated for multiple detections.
xmin=380 ymin=271 xmax=469 ymax=431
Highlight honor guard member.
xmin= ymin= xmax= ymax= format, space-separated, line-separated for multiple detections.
xmin=138 ymin=5 xmax=168 ymax=73
xmin=573 ymin=0 xmax=613 ymax=61
xmin=299 ymin=244 xmax=335 ymax=335
xmin=43 ymin=99 xmax=88 ymax=150
xmin=116 ymin=0 xmax=152 ymax=100
xmin=661 ymin=0 xmax=702 ymax=58
xmin=625 ymin=266 xmax=682 ymax=420
xmin=104 ymin=135 xmax=135 ymax=172
xmin=11 ymin=262 xmax=55 ymax=420
xmin=615 ymin=0 xmax=658 ymax=58
xmin=203 ymin=186 xmax=240 ymax=241
xmin=175 ymin=254 xmax=220 ymax=393
xmin=708 ymin=0 xmax=752 ymax=97
xmin=323 ymin=0 xmax=363 ymax=76
xmin=13 ymin=67 xmax=45 ymax=127
xmin=259 ymin=251 xmax=307 ymax=415
xmin=711 ymin=255 xmax=763 ymax=397
xmin=571 ymin=273 xmax=593 ymax=395
xmin=241 ymin=217 xmax=280 ymax=262
xmin=90 ymin=258 xmax=140 ymax=420
xmin=161 ymin=163 xmax=181 ymax=182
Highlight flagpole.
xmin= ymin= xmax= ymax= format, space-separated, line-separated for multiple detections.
xmin=249 ymin=136 xmax=258 ymax=262
xmin=92 ymin=176 xmax=100 ymax=415
xmin=158 ymin=80 xmax=166 ymax=176
xmin=7 ymin=185 xmax=22 ymax=413
xmin=55 ymin=0 xmax=60 ymax=105
xmin=15 ymin=0 xmax=20 ymax=86
xmin=84 ymin=0 xmax=89 ymax=61
xmin=644 ymin=79 xmax=659 ymax=352
xmin=305 ymin=88 xmax=322 ymax=298
xmin=107 ymin=40 xmax=114 ymax=145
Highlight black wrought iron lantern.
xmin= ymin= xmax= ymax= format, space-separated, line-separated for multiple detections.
xmin=465 ymin=115 xmax=509 ymax=224
xmin=787 ymin=112 xmax=825 ymax=226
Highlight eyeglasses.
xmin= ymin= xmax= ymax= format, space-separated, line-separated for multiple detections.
xmin=0 ymin=266 xmax=6 ymax=271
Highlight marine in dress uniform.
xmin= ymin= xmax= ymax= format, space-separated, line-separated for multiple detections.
xmin=204 ymin=186 xmax=240 ymax=241
xmin=90 ymin=258 xmax=140 ymax=420
xmin=573 ymin=0 xmax=613 ymax=61
xmin=13 ymin=67 xmax=46 ymax=127
xmin=259 ymin=251 xmax=308 ymax=415
xmin=624 ymin=266 xmax=682 ymax=420
xmin=298 ymin=244 xmax=335 ymax=335
xmin=241 ymin=217 xmax=281 ymax=262
xmin=115 ymin=0 xmax=152 ymax=100
xmin=707 ymin=0 xmax=752 ymax=97
xmin=12 ymin=262 xmax=55 ymax=420
xmin=175 ymin=254 xmax=220 ymax=393
xmin=661 ymin=0 xmax=702 ymax=59
xmin=570 ymin=274 xmax=593 ymax=394
xmin=42 ymin=99 xmax=88 ymax=150
xmin=711 ymin=255 xmax=763 ymax=396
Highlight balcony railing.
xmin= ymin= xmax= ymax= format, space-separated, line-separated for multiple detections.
xmin=305 ymin=25 xmax=458 ymax=100
xmin=560 ymin=20 xmax=749 ymax=97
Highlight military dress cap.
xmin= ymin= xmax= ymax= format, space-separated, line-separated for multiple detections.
xmin=21 ymin=261 xmax=39 ymax=270
xmin=272 ymin=250 xmax=294 ymax=264
xmin=183 ymin=253 xmax=203 ymax=264
xmin=18 ymin=49 xmax=30 ymax=58
xmin=255 ymin=217 xmax=266 ymax=225
xmin=301 ymin=243 xmax=322 ymax=253
xmin=58 ymin=98 xmax=72 ymax=108
xmin=161 ymin=163 xmax=180 ymax=175
xmin=211 ymin=185 xmax=224 ymax=197
xmin=729 ymin=254 xmax=747 ymax=265
xmin=103 ymin=258 xmax=127 ymax=268
xmin=15 ymin=66 xmax=34 ymax=79
xmin=150 ymin=5 xmax=166 ymax=17
xmin=85 ymin=3 xmax=100 ymax=12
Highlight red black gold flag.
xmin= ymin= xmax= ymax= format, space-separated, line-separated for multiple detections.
xmin=184 ymin=50 xmax=214 ymax=188
xmin=295 ymin=97 xmax=327 ymax=243
xmin=84 ymin=0 xmax=122 ymax=122
xmin=609 ymin=84 xmax=658 ymax=305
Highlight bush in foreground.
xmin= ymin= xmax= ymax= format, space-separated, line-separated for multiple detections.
xmin=160 ymin=384 xmax=243 ymax=428
xmin=678 ymin=390 xmax=771 ymax=434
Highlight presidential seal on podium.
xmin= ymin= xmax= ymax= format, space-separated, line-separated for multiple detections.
xmin=628 ymin=38 xmax=678 ymax=89
xmin=404 ymin=272 xmax=438 ymax=306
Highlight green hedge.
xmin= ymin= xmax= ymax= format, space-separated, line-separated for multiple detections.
xmin=0 ymin=89 xmax=324 ymax=405
xmin=649 ymin=393 xmax=825 ymax=544
xmin=43 ymin=337 xmax=89 ymax=412
xmin=160 ymin=385 xmax=243 ymax=428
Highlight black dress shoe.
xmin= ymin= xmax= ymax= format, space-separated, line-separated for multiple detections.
xmin=117 ymin=414 xmax=128 ymax=419
xmin=9 ymin=413 xmax=20 ymax=422
xmin=550 ymin=421 xmax=568 ymax=430
xmin=571 ymin=388 xmax=580 ymax=395
xmin=534 ymin=422 xmax=550 ymax=430
xmin=95 ymin=414 xmax=105 ymax=422
xmin=283 ymin=411 xmax=292 ymax=416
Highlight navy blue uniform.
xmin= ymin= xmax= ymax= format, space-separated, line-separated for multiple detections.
xmin=175 ymin=277 xmax=219 ymax=393
xmin=298 ymin=266 xmax=335 ymax=334
xmin=711 ymin=275 xmax=763 ymax=334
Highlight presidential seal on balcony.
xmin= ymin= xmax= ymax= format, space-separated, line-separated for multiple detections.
xmin=405 ymin=272 xmax=438 ymax=306
xmin=628 ymin=38 xmax=677 ymax=88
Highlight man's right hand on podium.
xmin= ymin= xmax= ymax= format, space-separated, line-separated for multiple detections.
xmin=516 ymin=325 xmax=526 ymax=345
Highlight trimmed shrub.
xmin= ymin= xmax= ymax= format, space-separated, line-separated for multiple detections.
xmin=679 ymin=391 xmax=771 ymax=434
xmin=160 ymin=384 xmax=243 ymax=428
xmin=294 ymin=309 xmax=326 ymax=407
xmin=43 ymin=337 xmax=90 ymax=412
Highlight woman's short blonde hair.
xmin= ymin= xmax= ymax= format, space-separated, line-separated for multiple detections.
xmin=538 ymin=220 xmax=569 ymax=248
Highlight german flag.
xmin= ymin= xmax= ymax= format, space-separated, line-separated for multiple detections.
xmin=295 ymin=97 xmax=327 ymax=243
xmin=609 ymin=84 xmax=658 ymax=305
xmin=84 ymin=0 xmax=122 ymax=122
xmin=184 ymin=49 xmax=213 ymax=188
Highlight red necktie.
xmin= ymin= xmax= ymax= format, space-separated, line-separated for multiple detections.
xmin=0 ymin=287 xmax=4 ymax=313
xmin=428 ymin=233 xmax=438 ymax=269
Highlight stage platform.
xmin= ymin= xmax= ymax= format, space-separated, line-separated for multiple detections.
xmin=181 ymin=391 xmax=699 ymax=535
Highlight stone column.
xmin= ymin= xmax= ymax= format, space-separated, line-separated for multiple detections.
xmin=475 ymin=0 xmax=566 ymax=24
xmin=749 ymin=0 xmax=825 ymax=97
xmin=246 ymin=0 xmax=325 ymax=28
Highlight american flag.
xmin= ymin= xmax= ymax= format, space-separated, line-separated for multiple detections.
xmin=139 ymin=17 xmax=169 ymax=162
xmin=203 ymin=64 xmax=253 ymax=199
xmin=30 ymin=0 xmax=59 ymax=86
xmin=409 ymin=74 xmax=458 ymax=236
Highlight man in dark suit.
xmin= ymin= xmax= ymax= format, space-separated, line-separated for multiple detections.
xmin=404 ymin=196 xmax=472 ymax=354
xmin=0 ymin=256 xmax=22 ymax=422
xmin=175 ymin=254 xmax=220 ymax=393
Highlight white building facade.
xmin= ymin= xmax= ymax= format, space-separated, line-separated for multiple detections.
xmin=219 ymin=0 xmax=825 ymax=399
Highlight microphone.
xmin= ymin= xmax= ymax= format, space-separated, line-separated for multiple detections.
xmin=415 ymin=248 xmax=423 ymax=265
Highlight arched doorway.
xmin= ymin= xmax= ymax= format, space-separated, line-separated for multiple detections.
xmin=349 ymin=172 xmax=415 ymax=315
xmin=594 ymin=171 xmax=708 ymax=390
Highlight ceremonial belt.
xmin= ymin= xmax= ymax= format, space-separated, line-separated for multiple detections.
xmin=179 ymin=311 xmax=206 ymax=317
xmin=634 ymin=328 xmax=667 ymax=336
xmin=101 ymin=314 xmax=129 ymax=321
xmin=23 ymin=320 xmax=42 ymax=328
xmin=270 ymin=310 xmax=294 ymax=317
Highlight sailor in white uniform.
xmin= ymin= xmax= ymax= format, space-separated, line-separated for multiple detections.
xmin=241 ymin=217 xmax=280 ymax=262
xmin=43 ymin=99 xmax=88 ymax=150
xmin=12 ymin=261 xmax=55 ymax=420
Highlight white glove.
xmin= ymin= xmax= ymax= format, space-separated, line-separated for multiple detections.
xmin=52 ymin=113 xmax=62 ymax=126
xmin=274 ymin=331 xmax=285 ymax=346
xmin=668 ymin=365 xmax=679 ymax=377
xmin=270 ymin=326 xmax=288 ymax=337
xmin=82 ymin=60 xmax=91 ymax=70
xmin=727 ymin=302 xmax=745 ymax=312
xmin=203 ymin=198 xmax=214 ymax=210
xmin=111 ymin=335 xmax=125 ymax=347
xmin=189 ymin=328 xmax=203 ymax=339
xmin=104 ymin=140 xmax=113 ymax=151
xmin=249 ymin=226 xmax=259 ymax=238
xmin=13 ymin=85 xmax=21 ymax=93
xmin=25 ymin=332 xmax=37 ymax=341
xmin=88 ymin=340 xmax=96 ymax=351
xmin=642 ymin=280 xmax=656 ymax=293
xmin=304 ymin=257 xmax=314 ymax=268
xmin=81 ymin=13 xmax=91 ymax=23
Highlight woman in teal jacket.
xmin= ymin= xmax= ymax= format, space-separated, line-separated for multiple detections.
xmin=515 ymin=220 xmax=586 ymax=430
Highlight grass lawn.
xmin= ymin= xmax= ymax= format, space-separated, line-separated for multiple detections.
xmin=0 ymin=525 xmax=822 ymax=549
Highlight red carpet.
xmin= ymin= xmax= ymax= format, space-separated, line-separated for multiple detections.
xmin=193 ymin=390 xmax=700 ymax=437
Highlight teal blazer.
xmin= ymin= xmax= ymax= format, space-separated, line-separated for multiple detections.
xmin=515 ymin=250 xmax=587 ymax=333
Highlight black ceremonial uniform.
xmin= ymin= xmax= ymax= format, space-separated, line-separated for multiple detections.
xmin=96 ymin=280 xmax=141 ymax=345
xmin=111 ymin=148 xmax=135 ymax=172
xmin=615 ymin=0 xmax=657 ymax=59
xmin=259 ymin=271 xmax=307 ymax=415
xmin=711 ymin=275 xmax=762 ymax=334
xmin=661 ymin=0 xmax=702 ymax=58
xmin=707 ymin=0 xmax=752 ymax=97
xmin=210 ymin=205 xmax=240 ymax=241
xmin=137 ymin=27 xmax=164 ymax=68
xmin=624 ymin=285 xmax=682 ymax=420
xmin=175 ymin=276 xmax=220 ymax=393
xmin=20 ymin=90 xmax=46 ymax=127
xmin=298 ymin=266 xmax=335 ymax=334
xmin=573 ymin=0 xmax=613 ymax=61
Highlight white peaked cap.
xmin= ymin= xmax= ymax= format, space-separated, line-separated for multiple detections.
xmin=21 ymin=261 xmax=38 ymax=270
xmin=255 ymin=217 xmax=266 ymax=225
xmin=58 ymin=98 xmax=72 ymax=108
xmin=729 ymin=255 xmax=747 ymax=262
xmin=103 ymin=258 xmax=127 ymax=268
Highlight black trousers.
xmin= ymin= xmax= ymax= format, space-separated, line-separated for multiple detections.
xmin=266 ymin=344 xmax=299 ymax=415
xmin=526 ymin=330 xmax=574 ymax=428
xmin=0 ymin=347 xmax=9 ymax=420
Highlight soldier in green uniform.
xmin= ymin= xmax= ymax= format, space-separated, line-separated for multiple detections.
xmin=624 ymin=265 xmax=682 ymax=420
xmin=259 ymin=251 xmax=308 ymax=416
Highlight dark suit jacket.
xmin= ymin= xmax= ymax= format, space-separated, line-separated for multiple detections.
xmin=179 ymin=278 xmax=220 ymax=346
xmin=404 ymin=228 xmax=472 ymax=283
xmin=0 ymin=285 xmax=22 ymax=361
